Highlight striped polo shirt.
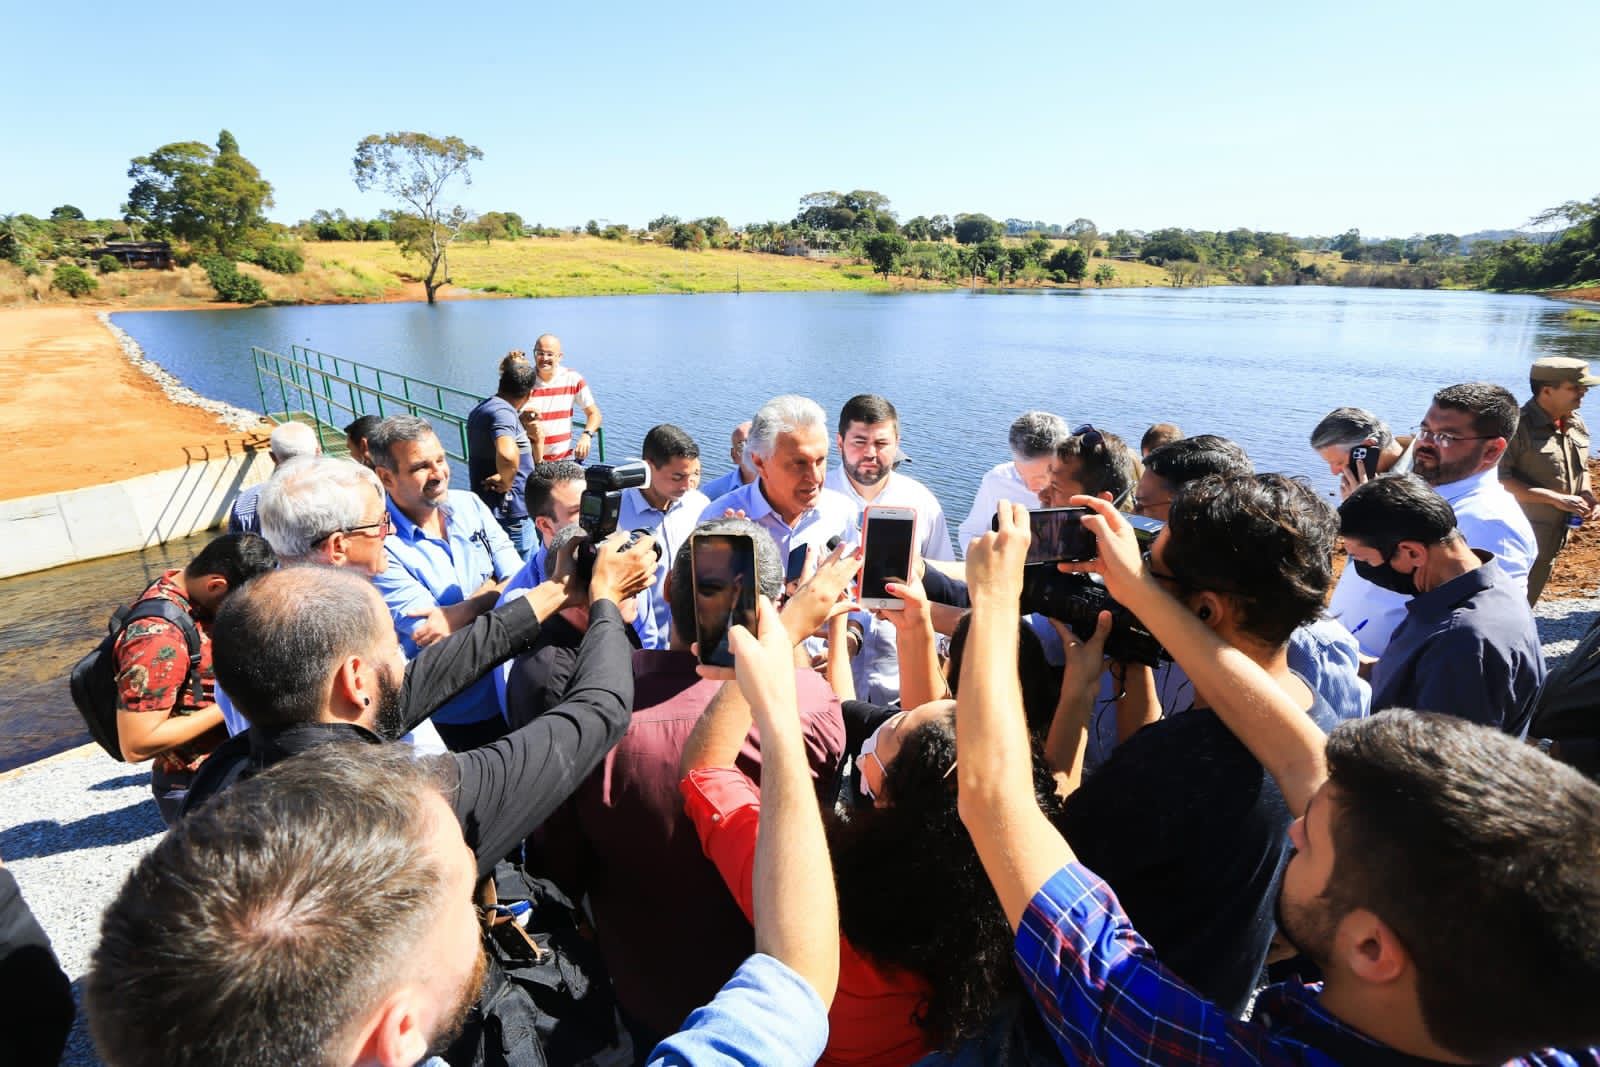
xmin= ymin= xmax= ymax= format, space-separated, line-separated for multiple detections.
xmin=520 ymin=366 xmax=595 ymax=461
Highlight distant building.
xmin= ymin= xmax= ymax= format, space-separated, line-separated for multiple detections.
xmin=97 ymin=241 xmax=174 ymax=270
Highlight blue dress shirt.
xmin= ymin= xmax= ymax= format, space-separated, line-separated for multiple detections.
xmin=699 ymin=479 xmax=860 ymax=560
xmin=646 ymin=953 xmax=829 ymax=1067
xmin=699 ymin=466 xmax=750 ymax=504
xmin=619 ymin=486 xmax=710 ymax=650
xmin=373 ymin=490 xmax=523 ymax=725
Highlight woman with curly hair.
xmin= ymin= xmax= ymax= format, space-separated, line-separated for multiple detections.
xmin=681 ymin=693 xmax=1061 ymax=1065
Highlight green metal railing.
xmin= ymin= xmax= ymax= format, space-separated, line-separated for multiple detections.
xmin=249 ymin=345 xmax=604 ymax=462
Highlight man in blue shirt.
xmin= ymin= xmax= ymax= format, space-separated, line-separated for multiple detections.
xmin=1341 ymin=473 xmax=1545 ymax=735
xmin=369 ymin=415 xmax=524 ymax=752
xmin=702 ymin=394 xmax=859 ymax=560
xmin=620 ymin=424 xmax=709 ymax=650
xmin=956 ymin=498 xmax=1600 ymax=1066
xmin=466 ymin=357 xmax=538 ymax=557
xmin=699 ymin=419 xmax=754 ymax=503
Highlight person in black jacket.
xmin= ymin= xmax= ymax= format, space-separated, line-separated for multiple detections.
xmin=186 ymin=532 xmax=655 ymax=872
xmin=0 ymin=858 xmax=74 ymax=1067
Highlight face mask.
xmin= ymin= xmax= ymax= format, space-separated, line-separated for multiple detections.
xmin=857 ymin=712 xmax=904 ymax=801
xmin=1353 ymin=552 xmax=1418 ymax=597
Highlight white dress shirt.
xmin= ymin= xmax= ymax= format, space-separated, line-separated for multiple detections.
xmin=823 ymin=466 xmax=956 ymax=561
xmin=956 ymin=462 xmax=1040 ymax=558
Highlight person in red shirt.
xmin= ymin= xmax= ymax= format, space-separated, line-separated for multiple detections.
xmin=680 ymin=690 xmax=1041 ymax=1063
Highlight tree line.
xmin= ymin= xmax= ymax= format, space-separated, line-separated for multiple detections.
xmin=3 ymin=128 xmax=1596 ymax=302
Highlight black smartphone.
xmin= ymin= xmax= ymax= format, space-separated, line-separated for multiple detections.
xmin=994 ymin=507 xmax=1097 ymax=564
xmin=785 ymin=543 xmax=809 ymax=585
xmin=1126 ymin=514 xmax=1165 ymax=547
xmin=860 ymin=506 xmax=917 ymax=609
xmin=1348 ymin=444 xmax=1381 ymax=479
xmin=692 ymin=533 xmax=758 ymax=667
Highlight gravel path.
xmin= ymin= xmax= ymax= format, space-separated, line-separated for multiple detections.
xmin=5 ymin=597 xmax=1596 ymax=1066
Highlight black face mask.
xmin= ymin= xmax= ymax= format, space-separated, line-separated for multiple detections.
xmin=1353 ymin=553 xmax=1419 ymax=597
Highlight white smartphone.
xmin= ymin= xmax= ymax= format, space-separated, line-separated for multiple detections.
xmin=859 ymin=505 xmax=917 ymax=611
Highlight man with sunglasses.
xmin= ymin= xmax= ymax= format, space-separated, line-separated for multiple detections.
xmin=1036 ymin=424 xmax=1138 ymax=510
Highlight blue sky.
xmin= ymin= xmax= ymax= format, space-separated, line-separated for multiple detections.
xmin=6 ymin=0 xmax=1596 ymax=237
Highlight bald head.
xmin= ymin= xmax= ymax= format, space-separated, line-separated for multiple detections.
xmin=211 ymin=565 xmax=392 ymax=732
xmin=532 ymin=334 xmax=564 ymax=379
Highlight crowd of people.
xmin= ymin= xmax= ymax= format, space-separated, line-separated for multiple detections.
xmin=5 ymin=337 xmax=1599 ymax=1067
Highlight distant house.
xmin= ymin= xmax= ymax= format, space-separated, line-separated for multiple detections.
xmin=98 ymin=241 xmax=174 ymax=270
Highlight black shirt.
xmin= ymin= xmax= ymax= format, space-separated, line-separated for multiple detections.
xmin=0 ymin=867 xmax=74 ymax=1067
xmin=1057 ymin=685 xmax=1338 ymax=1016
xmin=180 ymin=598 xmax=637 ymax=879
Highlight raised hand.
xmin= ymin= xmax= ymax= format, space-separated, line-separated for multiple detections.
xmin=588 ymin=531 xmax=658 ymax=605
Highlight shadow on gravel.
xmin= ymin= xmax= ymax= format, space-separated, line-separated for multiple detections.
xmin=0 ymin=802 xmax=162 ymax=861
xmin=86 ymin=773 xmax=149 ymax=792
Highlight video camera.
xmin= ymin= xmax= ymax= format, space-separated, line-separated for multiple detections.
xmin=1019 ymin=513 xmax=1171 ymax=668
xmin=575 ymin=461 xmax=662 ymax=579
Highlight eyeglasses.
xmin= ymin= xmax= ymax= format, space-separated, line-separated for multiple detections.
xmin=1413 ymin=426 xmax=1498 ymax=449
xmin=1132 ymin=495 xmax=1170 ymax=515
xmin=312 ymin=512 xmax=392 ymax=546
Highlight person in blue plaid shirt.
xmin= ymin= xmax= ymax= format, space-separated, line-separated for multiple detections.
xmin=956 ymin=495 xmax=1600 ymax=1066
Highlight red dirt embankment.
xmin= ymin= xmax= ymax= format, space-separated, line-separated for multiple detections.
xmin=0 ymin=308 xmax=268 ymax=501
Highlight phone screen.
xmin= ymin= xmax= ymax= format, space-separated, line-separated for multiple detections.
xmin=1026 ymin=507 xmax=1096 ymax=564
xmin=861 ymin=515 xmax=916 ymax=600
xmin=785 ymin=543 xmax=809 ymax=584
xmin=692 ymin=533 xmax=758 ymax=667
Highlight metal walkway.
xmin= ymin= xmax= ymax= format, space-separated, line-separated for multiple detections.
xmin=249 ymin=344 xmax=604 ymax=462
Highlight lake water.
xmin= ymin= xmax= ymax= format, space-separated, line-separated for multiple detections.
xmin=112 ymin=286 xmax=1600 ymax=511
xmin=9 ymin=286 xmax=1597 ymax=769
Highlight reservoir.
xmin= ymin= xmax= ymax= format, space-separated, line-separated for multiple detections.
xmin=6 ymin=286 xmax=1596 ymax=769
xmin=110 ymin=286 xmax=1600 ymax=509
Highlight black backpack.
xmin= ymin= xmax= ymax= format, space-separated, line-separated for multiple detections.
xmin=68 ymin=598 xmax=204 ymax=762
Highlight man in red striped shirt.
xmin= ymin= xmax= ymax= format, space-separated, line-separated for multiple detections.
xmin=520 ymin=333 xmax=603 ymax=462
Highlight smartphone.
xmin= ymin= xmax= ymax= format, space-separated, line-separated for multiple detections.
xmin=692 ymin=533 xmax=758 ymax=667
xmin=994 ymin=507 xmax=1097 ymax=565
xmin=1348 ymin=444 xmax=1381 ymax=479
xmin=1126 ymin=514 xmax=1165 ymax=548
xmin=785 ymin=543 xmax=810 ymax=585
xmin=860 ymin=506 xmax=917 ymax=610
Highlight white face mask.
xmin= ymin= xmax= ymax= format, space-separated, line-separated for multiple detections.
xmin=857 ymin=712 xmax=906 ymax=801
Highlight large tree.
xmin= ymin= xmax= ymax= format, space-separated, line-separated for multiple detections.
xmin=352 ymin=132 xmax=483 ymax=304
xmin=125 ymin=130 xmax=273 ymax=254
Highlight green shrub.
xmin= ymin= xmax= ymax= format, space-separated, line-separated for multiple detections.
xmin=98 ymin=254 xmax=121 ymax=274
xmin=244 ymin=242 xmax=304 ymax=274
xmin=199 ymin=255 xmax=268 ymax=303
xmin=51 ymin=263 xmax=98 ymax=297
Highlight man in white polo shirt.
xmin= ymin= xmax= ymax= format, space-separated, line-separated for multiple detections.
xmin=955 ymin=410 xmax=1068 ymax=556
xmin=619 ymin=423 xmax=709 ymax=650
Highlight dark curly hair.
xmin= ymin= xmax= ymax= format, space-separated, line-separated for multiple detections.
xmin=1162 ymin=473 xmax=1336 ymax=646
xmin=827 ymin=707 xmax=1062 ymax=1049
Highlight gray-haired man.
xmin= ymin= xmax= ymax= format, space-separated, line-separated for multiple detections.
xmin=956 ymin=411 xmax=1069 ymax=555
xmin=228 ymin=420 xmax=322 ymax=535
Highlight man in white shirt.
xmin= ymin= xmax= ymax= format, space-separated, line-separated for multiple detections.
xmin=955 ymin=411 xmax=1068 ymax=556
xmin=701 ymin=395 xmax=858 ymax=560
xmin=619 ymin=424 xmax=709 ymax=650
xmin=1412 ymin=383 xmax=1536 ymax=590
xmin=824 ymin=393 xmax=955 ymax=561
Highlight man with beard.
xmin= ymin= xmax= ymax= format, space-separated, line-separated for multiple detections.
xmin=825 ymin=393 xmax=955 ymax=561
xmin=185 ymin=535 xmax=653 ymax=827
xmin=1410 ymin=382 xmax=1536 ymax=595
xmin=825 ymin=394 xmax=954 ymax=704
xmin=88 ymin=598 xmax=844 ymax=1067
xmin=958 ymin=499 xmax=1600 ymax=1065
xmin=1340 ymin=475 xmax=1543 ymax=734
